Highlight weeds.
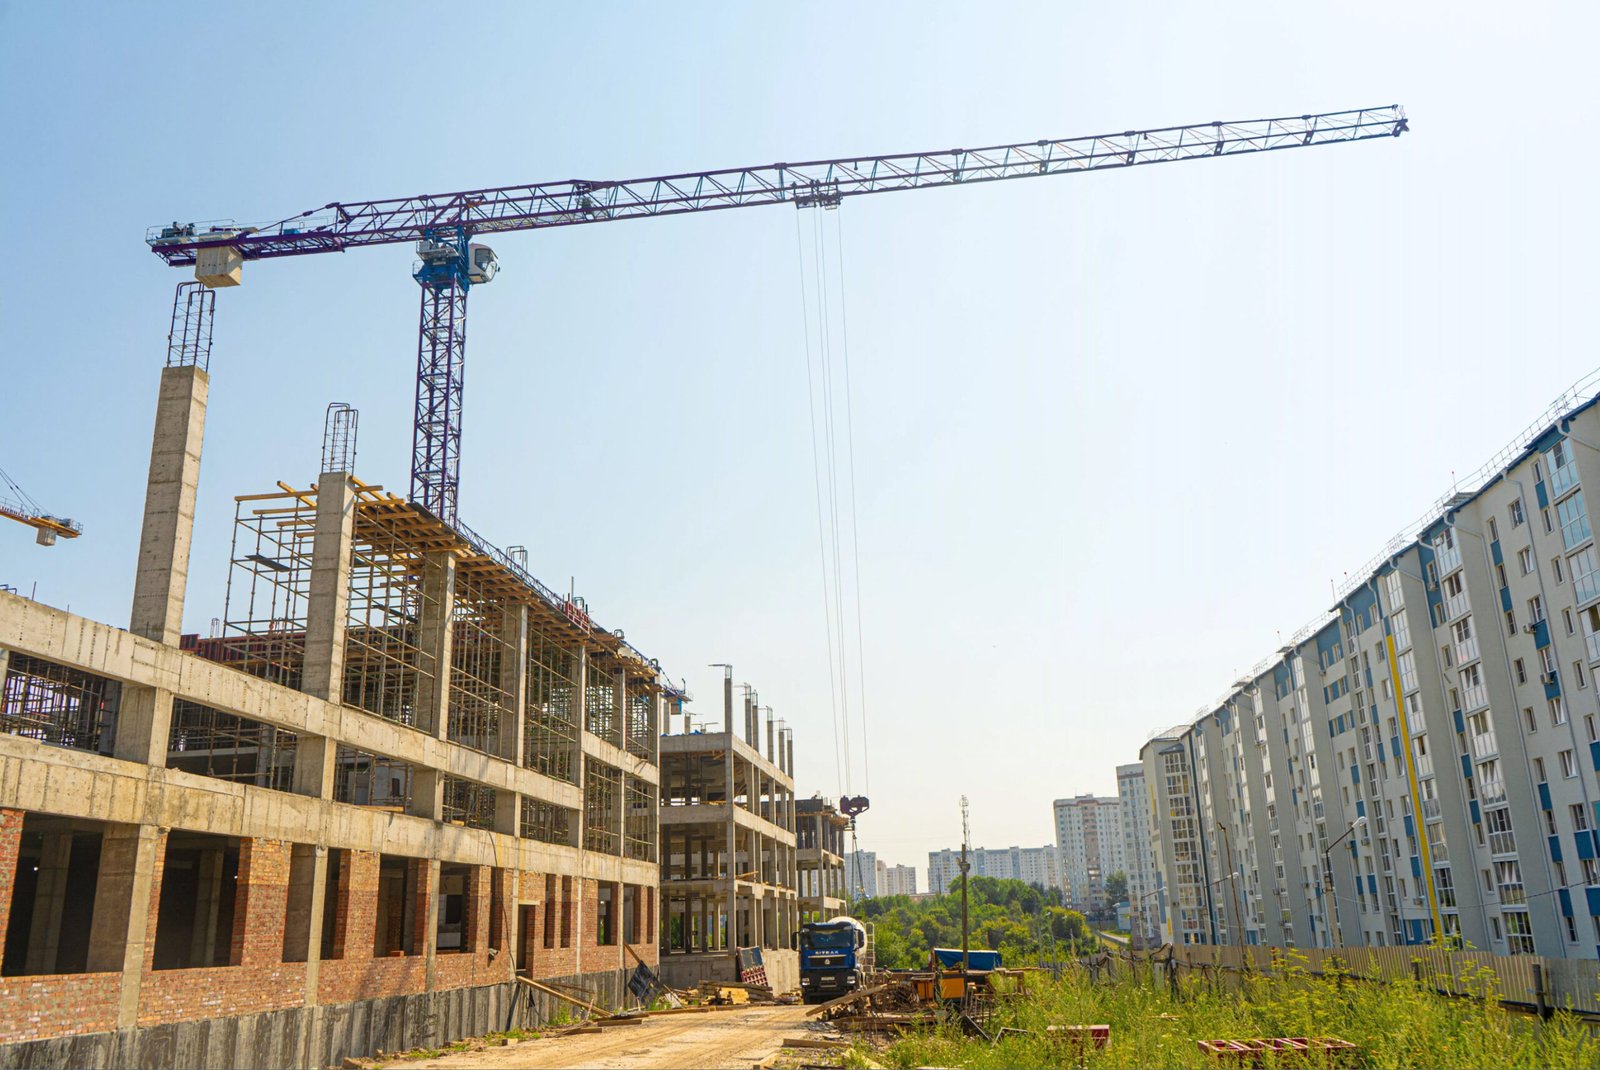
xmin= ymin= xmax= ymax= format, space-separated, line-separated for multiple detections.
xmin=871 ymin=962 xmax=1599 ymax=1069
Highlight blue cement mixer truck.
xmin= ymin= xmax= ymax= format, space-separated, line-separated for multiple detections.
xmin=793 ymin=915 xmax=868 ymax=1003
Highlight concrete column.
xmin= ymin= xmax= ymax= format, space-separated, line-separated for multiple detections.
xmin=722 ymin=670 xmax=733 ymax=735
xmin=284 ymin=843 xmax=326 ymax=983
xmin=113 ymin=684 xmax=173 ymax=766
xmin=417 ymin=552 xmax=457 ymax=740
xmin=191 ymin=848 xmax=225 ymax=966
xmin=725 ymin=748 xmax=737 ymax=951
xmin=302 ymin=471 xmax=356 ymax=702
xmin=0 ymin=810 xmax=21 ymax=946
xmin=417 ymin=858 xmax=440 ymax=990
xmin=130 ymin=365 xmax=209 ymax=645
xmin=24 ymin=831 xmax=73 ymax=973
xmin=495 ymin=604 xmax=528 ymax=836
xmin=292 ymin=737 xmax=338 ymax=800
xmin=766 ymin=714 xmax=775 ymax=766
xmin=88 ymin=824 xmax=163 ymax=1029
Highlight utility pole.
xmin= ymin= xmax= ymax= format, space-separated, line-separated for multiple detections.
xmin=959 ymin=795 xmax=971 ymax=981
xmin=1218 ymin=823 xmax=1246 ymax=958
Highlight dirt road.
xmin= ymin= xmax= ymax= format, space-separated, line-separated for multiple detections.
xmin=394 ymin=1004 xmax=834 ymax=1070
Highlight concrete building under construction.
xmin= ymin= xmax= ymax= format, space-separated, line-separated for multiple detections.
xmin=0 ymin=363 xmax=674 ymax=1067
xmin=795 ymin=796 xmax=848 ymax=924
xmin=656 ymin=676 xmax=799 ymax=993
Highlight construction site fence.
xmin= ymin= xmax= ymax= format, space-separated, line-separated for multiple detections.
xmin=1164 ymin=942 xmax=1600 ymax=1018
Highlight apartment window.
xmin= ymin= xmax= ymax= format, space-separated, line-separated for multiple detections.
xmin=1547 ymin=810 xmax=1559 ymax=834
xmin=1576 ymin=661 xmax=1588 ymax=689
xmin=1559 ymin=749 xmax=1577 ymax=778
xmin=1573 ymin=804 xmax=1590 ymax=833
xmin=1588 ymin=714 xmax=1598 ymax=743
xmin=1490 ymin=915 xmax=1503 ymax=941
xmin=1529 ymin=595 xmax=1545 ymax=623
xmin=1524 ymin=707 xmax=1538 ymax=734
xmin=1542 ymin=646 xmax=1558 ymax=678
xmin=1551 ymin=696 xmax=1567 ymax=726
xmin=1496 ymin=563 xmax=1509 ymax=588
xmin=1573 ymin=546 xmax=1600 ymax=604
xmin=1566 ymin=914 xmax=1580 ymax=943
xmin=1558 ymin=491 xmax=1592 ymax=550
xmin=1585 ymin=858 xmax=1600 ymax=885
xmin=1504 ymin=910 xmax=1535 ymax=954
xmin=1536 ymin=460 xmax=1546 ymax=482
xmin=1544 ymin=507 xmax=1555 ymax=535
xmin=1489 ymin=516 xmax=1500 ymax=542
xmin=1515 ymin=658 xmax=1527 ymax=684
xmin=1534 ymin=756 xmax=1546 ymax=781
xmin=1564 ymin=607 xmax=1574 ymax=633
xmin=1519 ymin=547 xmax=1535 ymax=574
xmin=1506 ymin=610 xmax=1517 ymax=637
xmin=1510 ymin=500 xmax=1525 ymax=527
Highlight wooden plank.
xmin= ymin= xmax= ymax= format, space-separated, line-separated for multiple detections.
xmin=516 ymin=975 xmax=608 ymax=1017
xmin=781 ymin=1037 xmax=851 ymax=1049
xmin=805 ymin=985 xmax=886 ymax=1018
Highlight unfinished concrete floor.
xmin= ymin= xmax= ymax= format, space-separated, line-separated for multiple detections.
xmin=395 ymin=1005 xmax=823 ymax=1069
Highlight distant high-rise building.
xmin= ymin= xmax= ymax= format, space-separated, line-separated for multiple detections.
xmin=845 ymin=850 xmax=879 ymax=898
xmin=880 ymin=864 xmax=918 ymax=897
xmin=1054 ymin=795 xmax=1125 ymax=915
xmin=1116 ymin=762 xmax=1159 ymax=945
xmin=926 ymin=845 xmax=1061 ymax=894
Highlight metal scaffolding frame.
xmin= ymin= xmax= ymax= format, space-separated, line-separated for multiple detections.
xmin=221 ymin=492 xmax=314 ymax=690
xmin=442 ymin=775 xmax=496 ymax=830
xmin=0 ymin=653 xmax=119 ymax=754
xmin=167 ymin=698 xmax=297 ymax=791
xmin=584 ymin=761 xmax=622 ymax=856
xmin=525 ymin=625 xmax=580 ymax=784
xmin=332 ymin=743 xmax=414 ymax=809
xmin=584 ymin=658 xmax=621 ymax=748
xmin=624 ymin=774 xmax=657 ymax=863
xmin=447 ymin=566 xmax=511 ymax=756
xmin=520 ymin=797 xmax=575 ymax=846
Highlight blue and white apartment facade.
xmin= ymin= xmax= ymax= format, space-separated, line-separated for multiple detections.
xmin=1141 ymin=378 xmax=1600 ymax=959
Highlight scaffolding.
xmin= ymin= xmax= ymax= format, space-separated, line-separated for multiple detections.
xmin=584 ymin=762 xmax=622 ymax=856
xmin=447 ymin=567 xmax=511 ymax=756
xmin=442 ymin=775 xmax=497 ymax=830
xmin=624 ymin=775 xmax=657 ymax=863
xmin=343 ymin=498 xmax=441 ymax=727
xmin=585 ymin=658 xmax=621 ymax=748
xmin=221 ymin=489 xmax=314 ymax=690
xmin=521 ymin=797 xmax=576 ymax=846
xmin=333 ymin=743 xmax=414 ymax=809
xmin=525 ymin=625 xmax=580 ymax=784
xmin=0 ymin=653 xmax=118 ymax=754
xmin=626 ymin=688 xmax=654 ymax=760
xmin=167 ymin=699 xmax=297 ymax=791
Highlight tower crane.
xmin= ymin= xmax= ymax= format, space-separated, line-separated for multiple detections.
xmin=0 ymin=468 xmax=81 ymax=546
xmin=146 ymin=106 xmax=1406 ymax=525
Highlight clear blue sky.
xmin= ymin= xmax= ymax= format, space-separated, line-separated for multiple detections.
xmin=3 ymin=3 xmax=1596 ymax=873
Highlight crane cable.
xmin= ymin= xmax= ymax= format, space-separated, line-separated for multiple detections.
xmin=794 ymin=212 xmax=848 ymax=799
xmin=793 ymin=208 xmax=874 ymax=801
xmin=832 ymin=209 xmax=872 ymax=796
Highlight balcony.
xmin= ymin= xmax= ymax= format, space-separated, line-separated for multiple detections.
xmin=1435 ymin=542 xmax=1463 ymax=576
xmin=1461 ymin=684 xmax=1489 ymax=712
xmin=1586 ymin=631 xmax=1600 ymax=665
xmin=1468 ymin=729 xmax=1498 ymax=761
xmin=1441 ymin=592 xmax=1471 ymax=623
xmin=1454 ymin=636 xmax=1480 ymax=665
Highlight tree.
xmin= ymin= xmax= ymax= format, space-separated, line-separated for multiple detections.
xmin=1105 ymin=870 xmax=1128 ymax=904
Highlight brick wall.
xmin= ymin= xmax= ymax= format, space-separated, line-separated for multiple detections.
xmin=138 ymin=836 xmax=307 ymax=1027
xmin=0 ymin=817 xmax=657 ymax=1045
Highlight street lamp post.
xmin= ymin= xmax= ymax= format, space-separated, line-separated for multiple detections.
xmin=1322 ymin=816 xmax=1368 ymax=949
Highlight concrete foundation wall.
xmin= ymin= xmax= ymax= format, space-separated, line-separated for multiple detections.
xmin=657 ymin=948 xmax=798 ymax=994
xmin=0 ymin=969 xmax=632 ymax=1070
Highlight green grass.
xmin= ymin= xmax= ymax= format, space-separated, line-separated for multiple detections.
xmin=868 ymin=956 xmax=1600 ymax=1069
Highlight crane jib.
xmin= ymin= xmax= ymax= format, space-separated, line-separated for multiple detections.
xmin=146 ymin=106 xmax=1406 ymax=267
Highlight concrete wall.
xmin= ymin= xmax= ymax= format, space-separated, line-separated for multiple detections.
xmin=657 ymin=948 xmax=798 ymax=994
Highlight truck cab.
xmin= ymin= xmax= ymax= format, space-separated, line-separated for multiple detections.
xmin=794 ymin=916 xmax=867 ymax=1004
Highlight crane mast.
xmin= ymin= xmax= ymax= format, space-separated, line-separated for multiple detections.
xmin=146 ymin=106 xmax=1406 ymax=523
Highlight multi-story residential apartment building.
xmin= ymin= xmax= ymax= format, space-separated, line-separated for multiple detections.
xmin=1143 ymin=379 xmax=1600 ymax=959
xmin=1116 ymin=763 xmax=1160 ymax=945
xmin=880 ymin=864 xmax=917 ymax=897
xmin=1054 ymin=796 xmax=1126 ymax=915
xmin=845 ymin=850 xmax=879 ymax=898
xmin=927 ymin=845 xmax=1060 ymax=895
